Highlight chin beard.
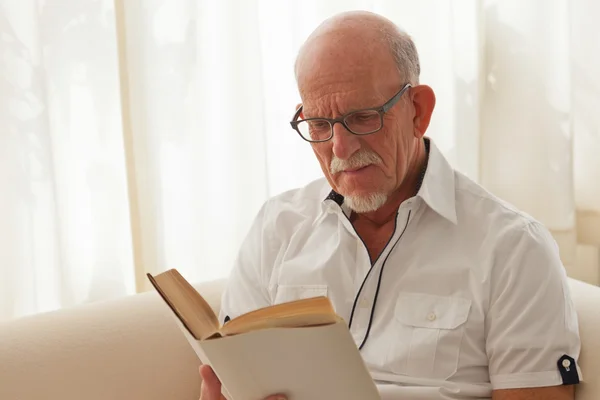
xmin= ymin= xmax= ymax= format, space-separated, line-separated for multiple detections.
xmin=343 ymin=192 xmax=388 ymax=213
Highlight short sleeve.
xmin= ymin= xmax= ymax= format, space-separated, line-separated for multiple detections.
xmin=218 ymin=200 xmax=276 ymax=324
xmin=486 ymin=221 xmax=582 ymax=390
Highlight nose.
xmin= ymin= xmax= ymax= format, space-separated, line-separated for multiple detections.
xmin=331 ymin=122 xmax=360 ymax=160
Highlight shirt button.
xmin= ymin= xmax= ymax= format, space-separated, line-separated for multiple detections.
xmin=562 ymin=359 xmax=572 ymax=369
xmin=427 ymin=312 xmax=437 ymax=321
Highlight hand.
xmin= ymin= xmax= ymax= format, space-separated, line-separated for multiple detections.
xmin=199 ymin=365 xmax=287 ymax=400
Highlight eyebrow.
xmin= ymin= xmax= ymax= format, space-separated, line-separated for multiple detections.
xmin=303 ymin=100 xmax=382 ymax=119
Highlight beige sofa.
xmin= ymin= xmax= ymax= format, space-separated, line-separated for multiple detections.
xmin=0 ymin=277 xmax=599 ymax=400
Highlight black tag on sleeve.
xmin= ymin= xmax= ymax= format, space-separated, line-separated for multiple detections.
xmin=223 ymin=315 xmax=230 ymax=324
xmin=557 ymin=354 xmax=580 ymax=385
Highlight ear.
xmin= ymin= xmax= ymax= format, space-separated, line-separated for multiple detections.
xmin=411 ymin=85 xmax=436 ymax=138
xmin=295 ymin=103 xmax=304 ymax=118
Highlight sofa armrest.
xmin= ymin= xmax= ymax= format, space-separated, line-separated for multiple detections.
xmin=0 ymin=279 xmax=227 ymax=400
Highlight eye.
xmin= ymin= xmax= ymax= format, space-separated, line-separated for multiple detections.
xmin=350 ymin=111 xmax=379 ymax=122
xmin=344 ymin=110 xmax=382 ymax=133
xmin=308 ymin=120 xmax=330 ymax=130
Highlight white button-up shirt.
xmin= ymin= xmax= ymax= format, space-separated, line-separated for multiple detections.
xmin=219 ymin=138 xmax=582 ymax=399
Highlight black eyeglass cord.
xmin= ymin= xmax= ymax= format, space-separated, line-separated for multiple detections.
xmin=347 ymin=209 xmax=412 ymax=350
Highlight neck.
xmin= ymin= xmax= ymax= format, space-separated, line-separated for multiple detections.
xmin=351 ymin=139 xmax=428 ymax=227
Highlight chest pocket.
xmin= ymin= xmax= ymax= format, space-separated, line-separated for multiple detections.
xmin=387 ymin=292 xmax=471 ymax=379
xmin=273 ymin=284 xmax=329 ymax=305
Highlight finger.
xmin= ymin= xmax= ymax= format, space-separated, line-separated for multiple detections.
xmin=263 ymin=395 xmax=287 ymax=400
xmin=199 ymin=365 xmax=223 ymax=400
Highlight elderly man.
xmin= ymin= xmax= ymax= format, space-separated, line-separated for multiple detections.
xmin=199 ymin=10 xmax=581 ymax=400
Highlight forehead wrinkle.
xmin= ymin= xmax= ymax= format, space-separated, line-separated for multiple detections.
xmin=302 ymin=86 xmax=388 ymax=119
xmin=301 ymin=73 xmax=384 ymax=117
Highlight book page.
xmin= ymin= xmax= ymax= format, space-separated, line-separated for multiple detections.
xmin=199 ymin=321 xmax=380 ymax=400
xmin=220 ymin=296 xmax=337 ymax=336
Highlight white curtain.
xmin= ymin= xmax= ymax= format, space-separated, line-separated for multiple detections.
xmin=481 ymin=0 xmax=600 ymax=284
xmin=0 ymin=0 xmax=136 ymax=320
xmin=1 ymin=0 xmax=599 ymax=321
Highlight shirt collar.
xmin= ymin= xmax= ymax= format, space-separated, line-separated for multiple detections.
xmin=417 ymin=137 xmax=457 ymax=224
xmin=322 ymin=137 xmax=458 ymax=224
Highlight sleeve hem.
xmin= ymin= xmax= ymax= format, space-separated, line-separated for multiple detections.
xmin=491 ymin=370 xmax=567 ymax=390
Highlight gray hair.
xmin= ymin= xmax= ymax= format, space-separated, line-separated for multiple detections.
xmin=382 ymin=27 xmax=421 ymax=85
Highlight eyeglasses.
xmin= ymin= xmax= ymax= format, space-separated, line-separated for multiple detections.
xmin=290 ymin=83 xmax=411 ymax=143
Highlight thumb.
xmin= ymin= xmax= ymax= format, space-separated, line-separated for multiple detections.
xmin=199 ymin=365 xmax=223 ymax=399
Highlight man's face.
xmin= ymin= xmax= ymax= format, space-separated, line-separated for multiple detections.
xmin=296 ymin=40 xmax=417 ymax=212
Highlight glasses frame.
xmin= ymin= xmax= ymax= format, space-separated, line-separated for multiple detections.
xmin=290 ymin=83 xmax=412 ymax=143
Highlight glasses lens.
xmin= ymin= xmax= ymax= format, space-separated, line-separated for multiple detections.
xmin=344 ymin=110 xmax=382 ymax=134
xmin=297 ymin=119 xmax=331 ymax=142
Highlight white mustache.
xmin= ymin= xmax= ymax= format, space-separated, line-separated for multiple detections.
xmin=330 ymin=150 xmax=382 ymax=174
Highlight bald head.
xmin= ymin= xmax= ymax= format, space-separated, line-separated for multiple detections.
xmin=292 ymin=11 xmax=435 ymax=216
xmin=295 ymin=11 xmax=420 ymax=86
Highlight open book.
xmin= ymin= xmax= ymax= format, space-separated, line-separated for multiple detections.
xmin=147 ymin=269 xmax=380 ymax=400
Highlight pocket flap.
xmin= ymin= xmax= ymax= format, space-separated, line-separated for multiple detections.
xmin=395 ymin=293 xmax=471 ymax=329
xmin=274 ymin=284 xmax=328 ymax=305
